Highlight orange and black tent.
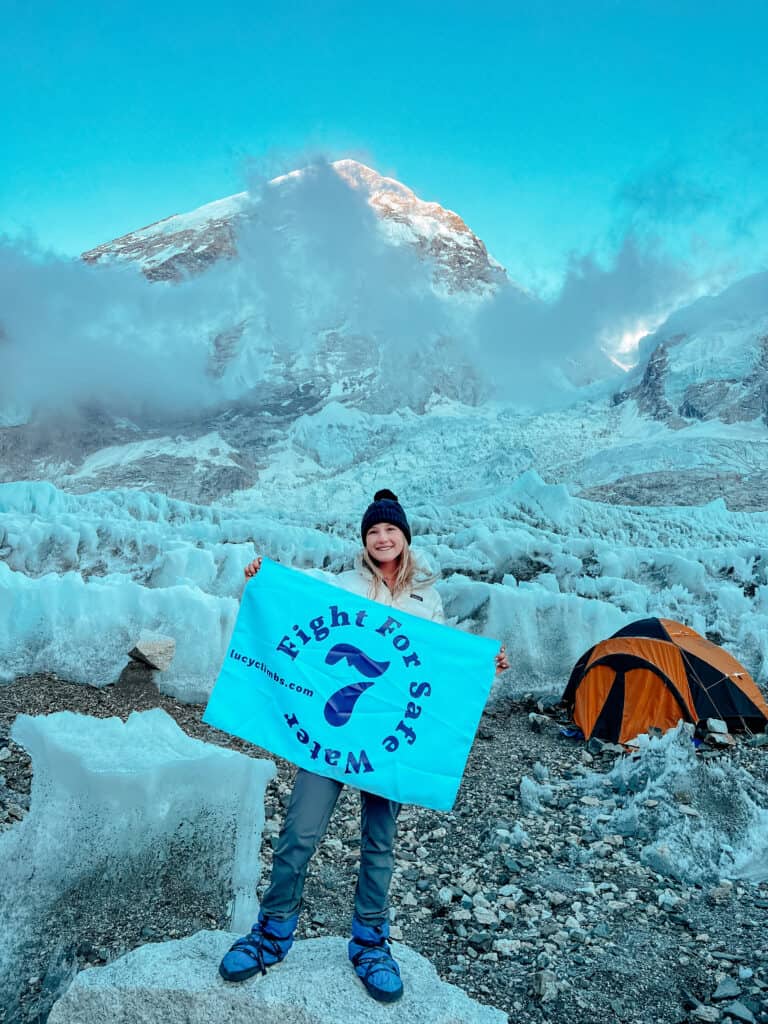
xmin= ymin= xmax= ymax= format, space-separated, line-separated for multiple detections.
xmin=562 ymin=617 xmax=768 ymax=744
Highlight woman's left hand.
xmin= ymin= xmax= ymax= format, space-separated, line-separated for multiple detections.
xmin=495 ymin=645 xmax=509 ymax=675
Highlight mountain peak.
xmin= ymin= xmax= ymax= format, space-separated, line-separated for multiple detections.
xmin=82 ymin=160 xmax=506 ymax=294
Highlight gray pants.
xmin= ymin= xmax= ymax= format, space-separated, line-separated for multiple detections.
xmin=260 ymin=769 xmax=400 ymax=926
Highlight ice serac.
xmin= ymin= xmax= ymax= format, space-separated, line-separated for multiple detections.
xmin=578 ymin=725 xmax=768 ymax=884
xmin=3 ymin=474 xmax=768 ymax=701
xmin=47 ymin=931 xmax=507 ymax=1024
xmin=0 ymin=710 xmax=275 ymax=1022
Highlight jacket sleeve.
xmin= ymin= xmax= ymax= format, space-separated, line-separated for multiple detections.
xmin=430 ymin=588 xmax=446 ymax=624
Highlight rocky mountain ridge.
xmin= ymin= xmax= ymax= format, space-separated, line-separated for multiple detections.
xmin=614 ymin=272 xmax=768 ymax=428
xmin=583 ymin=270 xmax=768 ymax=506
xmin=82 ymin=159 xmax=507 ymax=296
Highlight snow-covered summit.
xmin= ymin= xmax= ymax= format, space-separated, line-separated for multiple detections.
xmin=331 ymin=160 xmax=507 ymax=293
xmin=82 ymin=159 xmax=506 ymax=295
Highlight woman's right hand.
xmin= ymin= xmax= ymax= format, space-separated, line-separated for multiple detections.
xmin=244 ymin=556 xmax=263 ymax=581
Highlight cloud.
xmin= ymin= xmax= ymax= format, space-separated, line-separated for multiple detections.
xmin=0 ymin=158 xmax=454 ymax=422
xmin=0 ymin=238 xmax=218 ymax=423
xmin=469 ymin=234 xmax=694 ymax=405
xmin=0 ymin=154 xmax=748 ymax=426
xmin=616 ymin=164 xmax=722 ymax=227
xmin=611 ymin=155 xmax=768 ymax=283
xmin=236 ymin=158 xmax=447 ymax=358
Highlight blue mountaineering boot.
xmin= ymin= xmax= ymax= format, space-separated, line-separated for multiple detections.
xmin=348 ymin=916 xmax=404 ymax=1003
xmin=219 ymin=911 xmax=298 ymax=982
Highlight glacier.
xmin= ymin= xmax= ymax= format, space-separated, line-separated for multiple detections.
xmin=2 ymin=467 xmax=768 ymax=702
xmin=0 ymin=709 xmax=275 ymax=1019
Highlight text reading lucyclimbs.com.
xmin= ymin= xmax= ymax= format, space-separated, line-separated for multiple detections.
xmin=204 ymin=560 xmax=498 ymax=808
xmin=228 ymin=648 xmax=314 ymax=698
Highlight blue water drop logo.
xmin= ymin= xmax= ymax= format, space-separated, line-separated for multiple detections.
xmin=323 ymin=643 xmax=390 ymax=727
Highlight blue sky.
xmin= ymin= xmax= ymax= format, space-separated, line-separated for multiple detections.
xmin=2 ymin=0 xmax=767 ymax=291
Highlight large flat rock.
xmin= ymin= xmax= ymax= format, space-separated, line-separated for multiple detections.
xmin=48 ymin=930 xmax=508 ymax=1024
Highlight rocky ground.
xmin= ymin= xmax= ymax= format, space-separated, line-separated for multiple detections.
xmin=2 ymin=674 xmax=768 ymax=1024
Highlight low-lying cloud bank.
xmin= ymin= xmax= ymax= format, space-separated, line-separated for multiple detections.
xmin=0 ymin=157 xmax=746 ymax=423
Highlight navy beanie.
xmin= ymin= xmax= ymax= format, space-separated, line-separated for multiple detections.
xmin=361 ymin=489 xmax=411 ymax=545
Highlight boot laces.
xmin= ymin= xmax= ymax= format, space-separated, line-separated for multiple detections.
xmin=229 ymin=925 xmax=286 ymax=976
xmin=350 ymin=935 xmax=401 ymax=981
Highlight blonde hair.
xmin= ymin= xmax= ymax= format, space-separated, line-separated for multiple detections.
xmin=361 ymin=540 xmax=436 ymax=600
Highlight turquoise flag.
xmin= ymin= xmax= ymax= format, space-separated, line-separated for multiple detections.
xmin=203 ymin=559 xmax=498 ymax=811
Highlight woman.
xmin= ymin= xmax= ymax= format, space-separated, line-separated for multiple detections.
xmin=219 ymin=489 xmax=508 ymax=1003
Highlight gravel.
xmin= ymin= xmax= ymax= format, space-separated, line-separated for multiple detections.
xmin=2 ymin=673 xmax=768 ymax=1024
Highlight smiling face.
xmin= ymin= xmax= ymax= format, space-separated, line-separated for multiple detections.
xmin=365 ymin=522 xmax=406 ymax=566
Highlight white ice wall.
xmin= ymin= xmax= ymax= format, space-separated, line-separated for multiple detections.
xmin=0 ymin=709 xmax=275 ymax=1009
xmin=2 ymin=473 xmax=768 ymax=701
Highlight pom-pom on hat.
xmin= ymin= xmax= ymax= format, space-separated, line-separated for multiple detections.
xmin=361 ymin=489 xmax=411 ymax=545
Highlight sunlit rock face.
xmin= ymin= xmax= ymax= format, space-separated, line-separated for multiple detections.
xmin=331 ymin=160 xmax=508 ymax=295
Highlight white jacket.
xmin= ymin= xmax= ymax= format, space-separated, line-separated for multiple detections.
xmin=306 ymin=557 xmax=444 ymax=624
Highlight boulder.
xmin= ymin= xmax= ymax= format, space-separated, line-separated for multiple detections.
xmin=128 ymin=635 xmax=176 ymax=672
xmin=708 ymin=732 xmax=736 ymax=747
xmin=713 ymin=977 xmax=741 ymax=1000
xmin=48 ymin=930 xmax=507 ymax=1024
